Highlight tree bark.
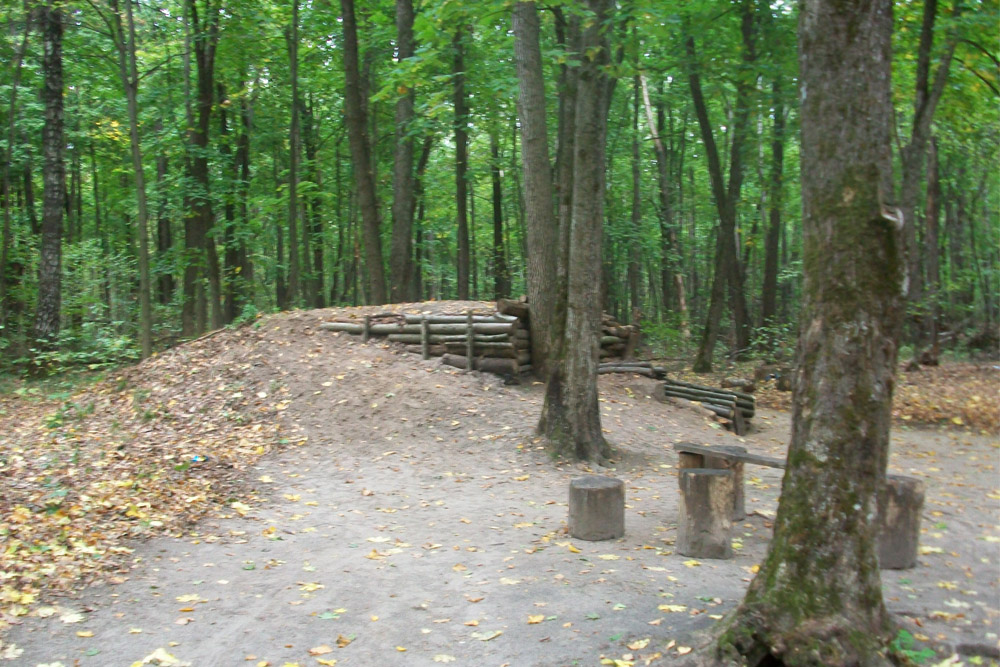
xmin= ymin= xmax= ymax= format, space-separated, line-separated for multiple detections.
xmin=110 ymin=0 xmax=152 ymax=357
xmin=389 ymin=0 xmax=416 ymax=304
xmin=490 ymin=131 xmax=510 ymax=300
xmin=340 ymin=0 xmax=386 ymax=305
xmin=181 ymin=0 xmax=221 ymax=335
xmin=453 ymin=25 xmax=470 ymax=301
xmin=285 ymin=0 xmax=301 ymax=307
xmin=33 ymin=0 xmax=64 ymax=345
xmin=512 ymin=1 xmax=558 ymax=372
xmin=899 ymin=0 xmax=957 ymax=343
xmin=628 ymin=75 xmax=641 ymax=316
xmin=761 ymin=77 xmax=785 ymax=331
xmin=0 ymin=13 xmax=29 ymax=330
xmin=687 ymin=4 xmax=755 ymax=371
xmin=538 ymin=0 xmax=615 ymax=462
xmin=154 ymin=119 xmax=174 ymax=306
xmin=713 ymin=1 xmax=902 ymax=662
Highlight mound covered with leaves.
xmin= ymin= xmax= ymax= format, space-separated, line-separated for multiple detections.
xmin=0 ymin=323 xmax=294 ymax=633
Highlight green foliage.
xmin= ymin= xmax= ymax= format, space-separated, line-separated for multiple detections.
xmin=12 ymin=323 xmax=138 ymax=376
xmin=639 ymin=317 xmax=691 ymax=359
xmin=889 ymin=629 xmax=936 ymax=664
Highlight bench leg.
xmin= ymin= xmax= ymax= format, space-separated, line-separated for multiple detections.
xmin=878 ymin=476 xmax=925 ymax=569
xmin=677 ymin=468 xmax=734 ymax=559
xmin=678 ymin=446 xmax=746 ymax=521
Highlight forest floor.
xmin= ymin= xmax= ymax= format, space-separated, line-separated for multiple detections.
xmin=1 ymin=303 xmax=998 ymax=667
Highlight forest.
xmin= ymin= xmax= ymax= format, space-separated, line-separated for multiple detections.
xmin=0 ymin=0 xmax=997 ymax=371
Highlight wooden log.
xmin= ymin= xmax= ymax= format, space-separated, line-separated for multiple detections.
xmin=600 ymin=335 xmax=626 ymax=346
xmin=444 ymin=349 xmax=530 ymax=364
xmin=678 ymin=445 xmax=747 ymax=521
xmin=441 ymin=353 xmax=518 ymax=375
xmin=662 ymin=386 xmax=756 ymax=411
xmin=623 ymin=328 xmax=639 ymax=360
xmin=362 ymin=315 xmax=371 ymax=342
xmin=602 ymin=360 xmax=652 ymax=368
xmin=568 ymin=475 xmax=625 ymax=541
xmin=518 ymin=364 xmax=532 ymax=374
xmin=677 ymin=468 xmax=734 ymax=559
xmin=597 ymin=366 xmax=656 ymax=377
xmin=665 ymin=378 xmax=754 ymax=401
xmin=877 ymin=476 xmax=925 ymax=569
xmin=497 ymin=298 xmax=530 ymax=320
xmin=663 ymin=395 xmax=755 ymax=419
xmin=402 ymin=313 xmax=518 ymax=324
xmin=388 ymin=333 xmax=512 ymax=344
xmin=404 ymin=344 xmax=446 ymax=356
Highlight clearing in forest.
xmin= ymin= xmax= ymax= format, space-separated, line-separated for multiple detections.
xmin=1 ymin=305 xmax=997 ymax=666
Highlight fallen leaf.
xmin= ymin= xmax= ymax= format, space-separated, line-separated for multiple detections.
xmin=308 ymin=645 xmax=333 ymax=656
xmin=76 ymin=630 xmax=94 ymax=638
xmin=471 ymin=630 xmax=503 ymax=641
xmin=433 ymin=656 xmax=457 ymax=663
xmin=527 ymin=615 xmax=545 ymax=624
xmin=335 ymin=634 xmax=354 ymax=648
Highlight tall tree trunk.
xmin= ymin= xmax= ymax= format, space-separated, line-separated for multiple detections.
xmin=389 ymin=0 xmax=415 ymax=303
xmin=218 ymin=83 xmax=238 ymax=323
xmin=340 ymin=0 xmax=386 ymax=304
xmin=111 ymin=0 xmax=153 ymax=358
xmin=538 ymin=0 xmax=615 ymax=462
xmin=512 ymin=1 xmax=558 ymax=371
xmin=411 ymin=135 xmax=433 ymax=297
xmin=0 ymin=14 xmax=29 ymax=329
xmin=453 ymin=25 xmax=470 ymax=301
xmin=761 ymin=77 xmax=785 ymax=331
xmin=686 ymin=6 xmax=755 ymax=371
xmin=302 ymin=95 xmax=323 ymax=308
xmin=285 ymin=0 xmax=301 ymax=307
xmin=33 ymin=0 xmax=64 ymax=345
xmin=628 ymin=75 xmax=642 ymax=316
xmin=181 ymin=0 xmax=221 ymax=334
xmin=713 ymin=1 xmax=902 ymax=662
xmin=490 ymin=131 xmax=510 ymax=299
xmin=923 ymin=135 xmax=941 ymax=359
xmin=899 ymin=0 xmax=957 ymax=344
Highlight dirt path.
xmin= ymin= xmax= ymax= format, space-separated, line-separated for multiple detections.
xmin=4 ymin=310 xmax=998 ymax=666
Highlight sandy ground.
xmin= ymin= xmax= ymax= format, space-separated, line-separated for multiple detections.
xmin=4 ymin=308 xmax=999 ymax=666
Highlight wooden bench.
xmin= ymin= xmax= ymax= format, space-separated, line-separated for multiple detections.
xmin=663 ymin=379 xmax=754 ymax=435
xmin=673 ymin=442 xmax=924 ymax=568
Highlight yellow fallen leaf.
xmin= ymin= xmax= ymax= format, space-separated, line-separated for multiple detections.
xmin=682 ymin=560 xmax=701 ymax=568
xmin=256 ymin=662 xmax=271 ymax=667
xmin=567 ymin=544 xmax=581 ymax=554
xmin=335 ymin=634 xmax=353 ymax=648
xmin=598 ymin=554 xmax=620 ymax=560
xmin=76 ymin=630 xmax=94 ymax=637
xmin=316 ymin=660 xmax=337 ymax=667
xmin=396 ymin=646 xmax=407 ymax=652
xmin=677 ymin=646 xmax=692 ymax=655
xmin=129 ymin=627 xmax=143 ymax=634
xmin=175 ymin=594 xmax=203 ymax=603
xmin=432 ymin=656 xmax=457 ymax=664
xmin=658 ymin=604 xmax=687 ymax=613
xmin=308 ymin=645 xmax=333 ymax=656
xmin=627 ymin=638 xmax=650 ymax=650
xmin=370 ymin=615 xmax=379 ymax=622
xmin=527 ymin=615 xmax=545 ymax=624
xmin=464 ymin=620 xmax=479 ymax=626
xmin=514 ymin=475 xmax=530 ymax=481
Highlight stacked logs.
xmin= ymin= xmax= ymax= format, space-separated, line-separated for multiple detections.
xmin=319 ymin=310 xmax=531 ymax=376
xmin=601 ymin=314 xmax=639 ymax=361
xmin=319 ymin=301 xmax=639 ymax=377
xmin=662 ymin=378 xmax=755 ymax=420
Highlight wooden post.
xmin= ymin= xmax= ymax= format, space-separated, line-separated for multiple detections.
xmin=362 ymin=315 xmax=371 ymax=342
xmin=878 ymin=475 xmax=925 ymax=569
xmin=568 ymin=475 xmax=625 ymax=541
xmin=677 ymin=468 xmax=734 ymax=559
xmin=465 ymin=310 xmax=474 ymax=370
xmin=677 ymin=444 xmax=746 ymax=521
xmin=421 ymin=316 xmax=430 ymax=360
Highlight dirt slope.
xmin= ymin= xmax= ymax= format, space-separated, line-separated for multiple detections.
xmin=2 ymin=306 xmax=998 ymax=666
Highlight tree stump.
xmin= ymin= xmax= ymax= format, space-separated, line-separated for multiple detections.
xmin=568 ymin=475 xmax=625 ymax=541
xmin=878 ymin=475 xmax=925 ymax=569
xmin=677 ymin=445 xmax=746 ymax=521
xmin=677 ymin=468 xmax=734 ymax=559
